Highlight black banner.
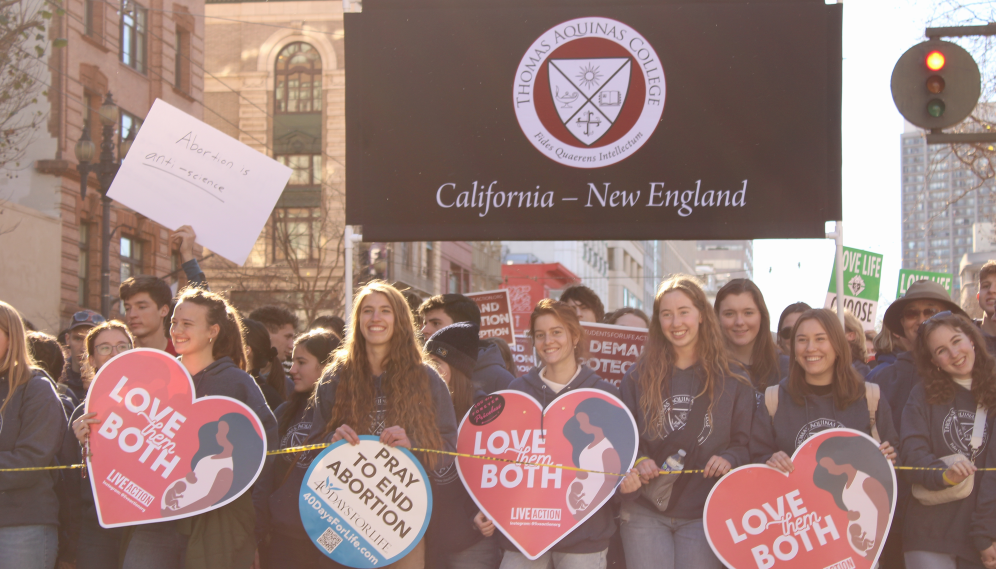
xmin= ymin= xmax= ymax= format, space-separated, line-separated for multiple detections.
xmin=345 ymin=1 xmax=842 ymax=241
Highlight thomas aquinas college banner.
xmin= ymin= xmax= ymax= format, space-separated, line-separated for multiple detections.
xmin=345 ymin=0 xmax=842 ymax=242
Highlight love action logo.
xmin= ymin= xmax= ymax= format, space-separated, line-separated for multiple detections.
xmin=513 ymin=17 xmax=665 ymax=168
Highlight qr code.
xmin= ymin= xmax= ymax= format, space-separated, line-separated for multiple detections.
xmin=318 ymin=528 xmax=343 ymax=553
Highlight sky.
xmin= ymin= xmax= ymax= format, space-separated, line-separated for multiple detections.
xmin=754 ymin=0 xmax=940 ymax=330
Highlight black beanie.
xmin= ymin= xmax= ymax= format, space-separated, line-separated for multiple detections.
xmin=425 ymin=322 xmax=480 ymax=379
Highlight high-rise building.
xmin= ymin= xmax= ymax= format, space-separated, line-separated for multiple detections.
xmin=694 ymin=241 xmax=754 ymax=302
xmin=901 ymin=120 xmax=996 ymax=296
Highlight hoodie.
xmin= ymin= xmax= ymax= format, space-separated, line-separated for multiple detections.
xmin=865 ymin=352 xmax=920 ymax=436
xmin=903 ymin=382 xmax=992 ymax=562
xmin=620 ymin=362 xmax=755 ymax=520
xmin=260 ymin=400 xmax=316 ymax=540
xmin=0 ymin=369 xmax=69 ymax=528
xmin=749 ymin=378 xmax=899 ymax=464
xmin=496 ymin=365 xmax=620 ymax=555
xmin=473 ymin=342 xmax=515 ymax=394
xmin=61 ymin=365 xmax=86 ymax=403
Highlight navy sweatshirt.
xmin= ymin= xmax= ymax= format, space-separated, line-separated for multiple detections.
xmin=261 ymin=400 xmax=315 ymax=538
xmin=0 ymin=369 xmax=69 ymax=528
xmin=971 ymin=428 xmax=996 ymax=553
xmin=473 ymin=342 xmax=514 ymax=394
xmin=496 ymin=365 xmax=620 ymax=555
xmin=620 ymin=362 xmax=754 ymax=520
xmin=866 ymin=352 xmax=921 ymax=437
xmin=901 ymin=383 xmax=993 ymax=562
xmin=750 ymin=378 xmax=899 ymax=463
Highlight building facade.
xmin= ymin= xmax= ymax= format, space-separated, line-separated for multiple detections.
xmin=694 ymin=240 xmax=754 ymax=302
xmin=0 ymin=0 xmax=204 ymax=331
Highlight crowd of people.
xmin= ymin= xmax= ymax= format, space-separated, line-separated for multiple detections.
xmin=4 ymin=229 xmax=996 ymax=569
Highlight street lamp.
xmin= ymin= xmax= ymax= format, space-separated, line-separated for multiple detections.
xmin=74 ymin=92 xmax=133 ymax=317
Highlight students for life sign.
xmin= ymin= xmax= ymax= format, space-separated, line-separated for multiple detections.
xmin=299 ymin=437 xmax=431 ymax=568
xmin=85 ymin=350 xmax=267 ymax=527
xmin=824 ymin=247 xmax=883 ymax=331
xmin=456 ymin=389 xmax=638 ymax=560
xmin=466 ymin=289 xmax=516 ymax=346
xmin=897 ymin=269 xmax=953 ymax=298
xmin=107 ymin=99 xmax=292 ymax=265
xmin=512 ymin=335 xmax=536 ymax=377
xmin=581 ymin=322 xmax=647 ymax=388
xmin=703 ymin=429 xmax=896 ymax=569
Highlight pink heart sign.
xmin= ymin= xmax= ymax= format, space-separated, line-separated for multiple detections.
xmin=85 ymin=349 xmax=267 ymax=527
xmin=703 ymin=428 xmax=896 ymax=569
xmin=456 ymin=388 xmax=638 ymax=560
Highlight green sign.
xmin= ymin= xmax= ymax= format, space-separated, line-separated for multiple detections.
xmin=824 ymin=246 xmax=884 ymax=330
xmin=896 ymin=269 xmax=954 ymax=298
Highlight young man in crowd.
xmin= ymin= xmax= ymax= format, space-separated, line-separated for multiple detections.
xmin=559 ymin=284 xmax=605 ymax=323
xmin=119 ymin=225 xmax=206 ymax=355
xmin=419 ymin=293 xmax=515 ymax=392
xmin=60 ymin=309 xmax=105 ymax=401
xmin=976 ymin=260 xmax=996 ymax=354
xmin=867 ymin=279 xmax=967 ymax=569
xmin=248 ymin=306 xmax=299 ymax=361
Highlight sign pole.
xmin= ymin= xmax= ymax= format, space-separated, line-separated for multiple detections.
xmin=344 ymin=225 xmax=362 ymax=324
xmin=827 ymin=220 xmax=846 ymax=330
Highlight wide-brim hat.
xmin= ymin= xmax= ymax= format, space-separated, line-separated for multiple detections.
xmin=883 ymin=279 xmax=965 ymax=335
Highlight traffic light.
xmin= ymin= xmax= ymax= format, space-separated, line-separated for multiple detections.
xmin=891 ymin=39 xmax=980 ymax=130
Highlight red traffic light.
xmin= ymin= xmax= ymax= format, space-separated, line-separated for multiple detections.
xmin=926 ymin=51 xmax=946 ymax=71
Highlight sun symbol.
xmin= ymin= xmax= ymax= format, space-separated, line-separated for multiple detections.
xmin=576 ymin=64 xmax=602 ymax=89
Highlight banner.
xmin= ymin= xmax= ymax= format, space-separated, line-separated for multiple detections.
xmin=85 ymin=349 xmax=267 ymax=527
xmin=345 ymin=2 xmax=842 ymax=241
xmin=456 ymin=389 xmax=638 ymax=559
xmin=466 ymin=289 xmax=516 ymax=346
xmin=300 ymin=437 xmax=432 ymax=568
xmin=824 ymin=247 xmax=883 ymax=331
xmin=896 ymin=269 xmax=953 ymax=298
xmin=107 ymin=99 xmax=292 ymax=265
xmin=703 ymin=429 xmax=896 ymax=569
xmin=511 ymin=335 xmax=536 ymax=377
xmin=581 ymin=322 xmax=647 ymax=388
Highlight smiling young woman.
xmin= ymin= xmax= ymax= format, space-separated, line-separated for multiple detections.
xmin=714 ymin=279 xmax=780 ymax=397
xmin=905 ymin=312 xmax=996 ymax=569
xmin=619 ymin=275 xmax=755 ymax=569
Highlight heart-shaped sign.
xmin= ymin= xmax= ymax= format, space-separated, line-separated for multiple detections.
xmin=85 ymin=349 xmax=267 ymax=527
xmin=703 ymin=428 xmax=896 ymax=569
xmin=456 ymin=388 xmax=638 ymax=560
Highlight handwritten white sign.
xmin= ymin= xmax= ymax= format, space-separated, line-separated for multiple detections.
xmin=107 ymin=99 xmax=292 ymax=265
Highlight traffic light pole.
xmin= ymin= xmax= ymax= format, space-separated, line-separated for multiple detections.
xmin=921 ymin=23 xmax=996 ymax=144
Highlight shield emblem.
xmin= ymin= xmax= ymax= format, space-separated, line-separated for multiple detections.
xmin=548 ymin=58 xmax=631 ymax=145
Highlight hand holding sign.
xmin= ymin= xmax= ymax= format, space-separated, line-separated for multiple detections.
xmin=703 ymin=429 xmax=896 ymax=569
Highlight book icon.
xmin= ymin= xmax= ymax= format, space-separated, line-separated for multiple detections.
xmin=599 ymin=91 xmax=622 ymax=106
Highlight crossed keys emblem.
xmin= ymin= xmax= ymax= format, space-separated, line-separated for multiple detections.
xmin=548 ymin=57 xmax=631 ymax=145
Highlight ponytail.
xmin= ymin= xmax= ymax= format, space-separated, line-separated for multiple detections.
xmin=175 ymin=288 xmax=248 ymax=371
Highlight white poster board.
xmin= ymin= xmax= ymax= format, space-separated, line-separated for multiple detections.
xmin=107 ymin=99 xmax=292 ymax=265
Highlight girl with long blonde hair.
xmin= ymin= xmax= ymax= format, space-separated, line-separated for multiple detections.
xmin=0 ymin=300 xmax=69 ymax=569
xmin=309 ymin=281 xmax=458 ymax=568
xmin=619 ymin=276 xmax=755 ymax=569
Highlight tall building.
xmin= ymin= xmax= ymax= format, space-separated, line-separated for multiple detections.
xmin=693 ymin=241 xmax=754 ymax=302
xmin=901 ymin=121 xmax=996 ymax=296
xmin=0 ymin=0 xmax=204 ymax=331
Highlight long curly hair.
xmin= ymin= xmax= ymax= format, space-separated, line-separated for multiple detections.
xmin=787 ymin=309 xmax=865 ymax=410
xmin=317 ymin=281 xmax=444 ymax=468
xmin=714 ymin=278 xmax=779 ymax=391
xmin=914 ymin=312 xmax=996 ymax=410
xmin=634 ymin=275 xmax=748 ymax=439
xmin=0 ymin=301 xmax=37 ymax=417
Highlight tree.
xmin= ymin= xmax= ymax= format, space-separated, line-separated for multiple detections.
xmin=0 ymin=0 xmax=50 ymax=176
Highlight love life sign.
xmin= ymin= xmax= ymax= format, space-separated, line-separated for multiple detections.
xmin=85 ymin=349 xmax=267 ymax=527
xmin=703 ymin=429 xmax=896 ymax=569
xmin=824 ymin=247 xmax=883 ymax=331
xmin=456 ymin=389 xmax=638 ymax=559
xmin=107 ymin=99 xmax=292 ymax=265
xmin=299 ymin=437 xmax=432 ymax=568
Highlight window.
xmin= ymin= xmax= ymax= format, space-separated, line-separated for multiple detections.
xmin=276 ymin=154 xmax=322 ymax=186
xmin=174 ymin=28 xmax=190 ymax=92
xmin=120 ymin=110 xmax=143 ymax=145
xmin=82 ymin=92 xmax=99 ymax=133
xmin=622 ymin=288 xmax=643 ymax=310
xmin=426 ymin=242 xmax=435 ymax=278
xmin=78 ymin=224 xmax=91 ymax=307
xmin=448 ymin=264 xmax=469 ymax=294
xmin=120 ymin=0 xmax=147 ymax=73
xmin=84 ymin=0 xmax=98 ymax=36
xmin=272 ymin=207 xmax=319 ymax=262
xmin=275 ymin=42 xmax=322 ymax=113
xmin=120 ymin=236 xmax=144 ymax=282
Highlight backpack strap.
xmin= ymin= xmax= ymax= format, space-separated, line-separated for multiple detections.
xmin=764 ymin=385 xmax=779 ymax=420
xmin=865 ymin=382 xmax=881 ymax=443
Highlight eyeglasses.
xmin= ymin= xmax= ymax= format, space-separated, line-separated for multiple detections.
xmin=903 ymin=307 xmax=941 ymax=321
xmin=94 ymin=343 xmax=132 ymax=356
xmin=917 ymin=310 xmax=953 ymax=334
xmin=778 ymin=327 xmax=793 ymax=340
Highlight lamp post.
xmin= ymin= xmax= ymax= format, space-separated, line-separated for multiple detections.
xmin=74 ymin=93 xmax=135 ymax=317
